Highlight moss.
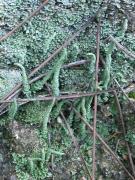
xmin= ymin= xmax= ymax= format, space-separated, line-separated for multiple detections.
xmin=16 ymin=102 xmax=47 ymax=124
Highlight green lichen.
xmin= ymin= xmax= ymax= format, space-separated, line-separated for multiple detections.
xmin=102 ymin=42 xmax=115 ymax=90
xmin=8 ymin=98 xmax=18 ymax=120
xmin=43 ymin=98 xmax=55 ymax=134
xmin=52 ymin=48 xmax=67 ymax=96
xmin=102 ymin=19 xmax=128 ymax=90
xmin=80 ymin=97 xmax=87 ymax=136
xmin=14 ymin=63 xmax=31 ymax=97
xmin=51 ymin=100 xmax=66 ymax=120
xmin=85 ymin=53 xmax=96 ymax=121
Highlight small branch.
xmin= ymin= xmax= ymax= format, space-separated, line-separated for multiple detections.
xmin=92 ymin=20 xmax=101 ymax=180
xmin=0 ymin=0 xmax=48 ymax=42
xmin=63 ymin=60 xmax=88 ymax=68
xmin=113 ymin=90 xmax=135 ymax=177
xmin=60 ymin=112 xmax=92 ymax=180
xmin=0 ymin=89 xmax=115 ymax=104
xmin=109 ymin=35 xmax=135 ymax=59
xmin=73 ymin=108 xmax=135 ymax=180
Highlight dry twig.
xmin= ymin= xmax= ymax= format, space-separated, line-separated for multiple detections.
xmin=109 ymin=35 xmax=135 ymax=59
xmin=0 ymin=89 xmax=115 ymax=104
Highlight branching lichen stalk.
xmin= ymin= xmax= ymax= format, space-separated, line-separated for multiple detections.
xmin=8 ymin=98 xmax=18 ymax=120
xmin=15 ymin=63 xmax=31 ymax=97
xmin=52 ymin=48 xmax=67 ymax=96
xmin=102 ymin=19 xmax=128 ymax=90
xmin=43 ymin=98 xmax=55 ymax=133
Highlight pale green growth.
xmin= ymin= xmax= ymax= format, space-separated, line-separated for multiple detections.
xmin=31 ymin=71 xmax=53 ymax=92
xmin=102 ymin=42 xmax=115 ymax=90
xmin=44 ymin=32 xmax=57 ymax=54
xmin=8 ymin=98 xmax=18 ymax=120
xmin=28 ymin=158 xmax=34 ymax=175
xmin=51 ymin=100 xmax=65 ymax=119
xmin=81 ymin=98 xmax=87 ymax=120
xmin=41 ymin=148 xmax=46 ymax=163
xmin=86 ymin=96 xmax=93 ymax=121
xmin=50 ymin=149 xmax=64 ymax=156
xmin=14 ymin=63 xmax=31 ymax=97
xmin=80 ymin=97 xmax=87 ymax=135
xmin=85 ymin=53 xmax=96 ymax=121
xmin=43 ymin=98 xmax=55 ymax=133
xmin=86 ymin=53 xmax=96 ymax=76
xmin=52 ymin=48 xmax=67 ymax=96
xmin=31 ymin=49 xmax=67 ymax=94
xmin=70 ymin=43 xmax=80 ymax=61
xmin=102 ymin=19 xmax=128 ymax=90
xmin=68 ymin=110 xmax=74 ymax=125
xmin=118 ymin=19 xmax=128 ymax=40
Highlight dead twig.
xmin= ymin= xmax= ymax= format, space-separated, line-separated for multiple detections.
xmin=92 ymin=20 xmax=101 ymax=180
xmin=0 ymin=0 xmax=48 ymax=42
xmin=60 ymin=112 xmax=92 ymax=180
xmin=0 ymin=89 xmax=115 ymax=104
xmin=73 ymin=108 xmax=135 ymax=180
xmin=113 ymin=90 xmax=135 ymax=177
xmin=109 ymin=35 xmax=135 ymax=59
xmin=63 ymin=60 xmax=88 ymax=68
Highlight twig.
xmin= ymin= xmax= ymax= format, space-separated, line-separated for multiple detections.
xmin=113 ymin=90 xmax=135 ymax=177
xmin=92 ymin=20 xmax=101 ymax=180
xmin=109 ymin=35 xmax=135 ymax=59
xmin=73 ymin=108 xmax=135 ymax=180
xmin=0 ymin=89 xmax=116 ymax=104
xmin=63 ymin=60 xmax=88 ymax=68
xmin=60 ymin=112 xmax=92 ymax=180
xmin=0 ymin=0 xmax=48 ymax=42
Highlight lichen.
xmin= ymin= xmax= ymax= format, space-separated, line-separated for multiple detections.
xmin=14 ymin=63 xmax=31 ymax=97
